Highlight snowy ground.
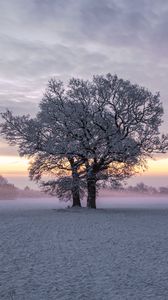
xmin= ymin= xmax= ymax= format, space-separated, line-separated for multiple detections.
xmin=0 ymin=197 xmax=168 ymax=299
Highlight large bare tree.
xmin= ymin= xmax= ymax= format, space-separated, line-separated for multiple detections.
xmin=1 ymin=74 xmax=168 ymax=208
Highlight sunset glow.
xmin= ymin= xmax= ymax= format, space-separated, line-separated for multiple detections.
xmin=0 ymin=155 xmax=168 ymax=187
xmin=146 ymin=158 xmax=168 ymax=176
xmin=0 ymin=155 xmax=28 ymax=176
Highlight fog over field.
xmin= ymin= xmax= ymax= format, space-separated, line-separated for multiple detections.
xmin=0 ymin=193 xmax=168 ymax=211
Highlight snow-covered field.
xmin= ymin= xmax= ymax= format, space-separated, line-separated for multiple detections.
xmin=1 ymin=197 xmax=168 ymax=299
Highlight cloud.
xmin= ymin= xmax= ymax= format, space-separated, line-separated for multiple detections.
xmin=0 ymin=0 xmax=168 ymax=127
xmin=0 ymin=0 xmax=168 ymax=184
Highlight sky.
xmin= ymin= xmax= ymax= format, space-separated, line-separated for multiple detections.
xmin=0 ymin=0 xmax=168 ymax=189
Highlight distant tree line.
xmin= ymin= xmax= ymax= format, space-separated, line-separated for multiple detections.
xmin=0 ymin=175 xmax=18 ymax=199
xmin=116 ymin=182 xmax=168 ymax=195
xmin=0 ymin=176 xmax=45 ymax=200
xmin=19 ymin=185 xmax=45 ymax=198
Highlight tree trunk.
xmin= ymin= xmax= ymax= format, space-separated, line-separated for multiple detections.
xmin=71 ymin=167 xmax=81 ymax=207
xmin=72 ymin=187 xmax=81 ymax=207
xmin=87 ymin=176 xmax=96 ymax=209
xmin=68 ymin=157 xmax=81 ymax=207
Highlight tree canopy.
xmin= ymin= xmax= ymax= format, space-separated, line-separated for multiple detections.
xmin=1 ymin=74 xmax=168 ymax=208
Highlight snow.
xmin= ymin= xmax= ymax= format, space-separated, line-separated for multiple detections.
xmin=0 ymin=197 xmax=66 ymax=211
xmin=1 ymin=197 xmax=168 ymax=299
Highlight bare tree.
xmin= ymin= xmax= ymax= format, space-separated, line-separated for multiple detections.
xmin=1 ymin=74 xmax=168 ymax=208
xmin=0 ymin=108 xmax=83 ymax=206
xmin=63 ymin=75 xmax=168 ymax=207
